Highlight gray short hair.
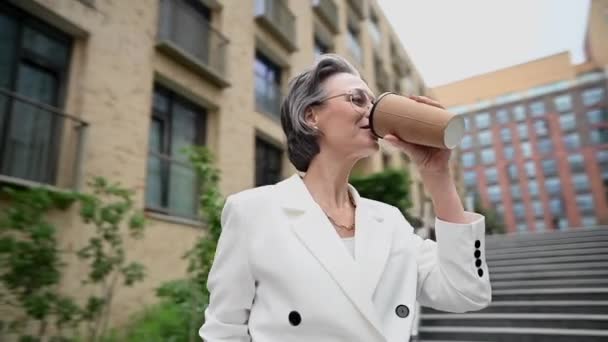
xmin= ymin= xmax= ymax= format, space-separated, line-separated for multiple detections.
xmin=280 ymin=54 xmax=360 ymax=172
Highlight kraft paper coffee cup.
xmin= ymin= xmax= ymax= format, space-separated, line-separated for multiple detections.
xmin=369 ymin=92 xmax=466 ymax=149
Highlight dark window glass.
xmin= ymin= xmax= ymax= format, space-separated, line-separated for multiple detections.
xmin=255 ymin=137 xmax=282 ymax=186
xmin=146 ymin=85 xmax=206 ymax=219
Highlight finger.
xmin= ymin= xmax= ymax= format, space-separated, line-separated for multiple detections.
xmin=414 ymin=97 xmax=445 ymax=109
xmin=384 ymin=134 xmax=416 ymax=154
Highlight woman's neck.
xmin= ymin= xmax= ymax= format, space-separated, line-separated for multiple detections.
xmin=302 ymin=153 xmax=356 ymax=211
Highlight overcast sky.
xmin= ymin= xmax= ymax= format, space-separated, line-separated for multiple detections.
xmin=377 ymin=0 xmax=591 ymax=87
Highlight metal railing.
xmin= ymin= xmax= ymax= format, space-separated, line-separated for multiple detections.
xmin=312 ymin=0 xmax=339 ymax=33
xmin=0 ymin=88 xmax=88 ymax=190
xmin=255 ymin=0 xmax=296 ymax=51
xmin=157 ymin=0 xmax=229 ymax=82
xmin=145 ymin=150 xmax=200 ymax=221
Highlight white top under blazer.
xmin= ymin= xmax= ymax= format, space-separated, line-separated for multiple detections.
xmin=200 ymin=173 xmax=492 ymax=342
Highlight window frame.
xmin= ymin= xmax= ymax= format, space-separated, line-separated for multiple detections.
xmin=145 ymin=85 xmax=207 ymax=219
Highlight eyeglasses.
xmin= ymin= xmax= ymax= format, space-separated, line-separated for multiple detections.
xmin=317 ymin=88 xmax=375 ymax=115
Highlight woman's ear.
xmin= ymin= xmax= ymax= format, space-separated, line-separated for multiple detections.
xmin=305 ymin=107 xmax=318 ymax=129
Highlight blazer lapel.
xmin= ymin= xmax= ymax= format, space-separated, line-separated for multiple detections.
xmin=275 ymin=174 xmax=389 ymax=341
xmin=350 ymin=185 xmax=393 ymax=299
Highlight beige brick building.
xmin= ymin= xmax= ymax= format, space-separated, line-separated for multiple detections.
xmin=0 ymin=0 xmax=458 ymax=327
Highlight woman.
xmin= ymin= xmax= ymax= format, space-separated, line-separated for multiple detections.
xmin=199 ymin=54 xmax=491 ymax=342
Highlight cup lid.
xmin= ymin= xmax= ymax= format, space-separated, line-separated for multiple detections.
xmin=444 ymin=116 xmax=466 ymax=149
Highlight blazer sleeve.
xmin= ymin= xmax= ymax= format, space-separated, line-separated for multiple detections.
xmin=395 ymin=208 xmax=492 ymax=313
xmin=199 ymin=195 xmax=255 ymax=341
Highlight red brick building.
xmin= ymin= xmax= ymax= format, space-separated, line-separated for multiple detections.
xmin=432 ymin=1 xmax=608 ymax=233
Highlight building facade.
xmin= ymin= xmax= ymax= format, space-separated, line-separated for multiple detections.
xmin=0 ymin=0 xmax=453 ymax=327
xmin=432 ymin=1 xmax=608 ymax=234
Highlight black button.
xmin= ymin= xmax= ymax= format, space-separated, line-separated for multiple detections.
xmin=477 ymin=268 xmax=484 ymax=277
xmin=476 ymin=259 xmax=482 ymax=267
xmin=288 ymin=311 xmax=301 ymax=326
xmin=395 ymin=304 xmax=410 ymax=318
xmin=474 ymin=250 xmax=481 ymax=258
xmin=475 ymin=240 xmax=481 ymax=248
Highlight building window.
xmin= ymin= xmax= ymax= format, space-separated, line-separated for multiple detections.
xmin=572 ymin=173 xmax=590 ymax=192
xmin=346 ymin=24 xmax=362 ymax=65
xmin=508 ymin=164 xmax=518 ymax=180
xmin=520 ymin=142 xmax=532 ymax=159
xmin=255 ymin=137 xmax=282 ymax=186
xmin=563 ymin=132 xmax=581 ymax=150
xmin=481 ymin=148 xmax=495 ymax=165
xmin=146 ymin=86 xmax=207 ymax=219
xmin=517 ymin=123 xmax=529 ymax=140
xmin=556 ymin=217 xmax=569 ymax=230
xmin=559 ymin=112 xmax=576 ymax=131
xmin=541 ymin=159 xmax=557 ymax=176
xmin=461 ymin=134 xmax=473 ymax=149
xmin=545 ymin=177 xmax=561 ymax=195
xmin=475 ymin=112 xmax=491 ymax=129
xmin=487 ymin=185 xmax=501 ymax=203
xmin=513 ymin=202 xmax=525 ymax=219
xmin=568 ymin=154 xmax=585 ymax=172
xmin=464 ymin=170 xmax=476 ymax=187
xmin=461 ymin=152 xmax=476 ymax=168
xmin=582 ymin=216 xmax=597 ymax=227
xmin=496 ymin=203 xmax=504 ymax=216
xmin=255 ymin=52 xmax=282 ymax=118
xmin=532 ymin=200 xmax=544 ymax=218
xmin=496 ymin=109 xmax=510 ymax=124
xmin=529 ymin=101 xmax=545 ymax=117
xmin=582 ymin=87 xmax=604 ymax=106
xmin=533 ymin=119 xmax=549 ymax=136
xmin=528 ymin=179 xmax=539 ymax=197
xmin=517 ymin=222 xmax=528 ymax=232
xmin=0 ymin=5 xmax=73 ymax=184
xmin=587 ymin=109 xmax=607 ymax=124
xmin=535 ymin=219 xmax=546 ymax=232
xmin=314 ymin=37 xmax=330 ymax=58
xmin=511 ymin=184 xmax=522 ymax=199
xmin=503 ymin=145 xmax=515 ymax=160
xmin=513 ymin=105 xmax=527 ymax=121
xmin=549 ymin=197 xmax=563 ymax=215
xmin=485 ymin=167 xmax=498 ymax=184
xmin=159 ymin=0 xmax=220 ymax=72
xmin=591 ymin=128 xmax=608 ymax=145
xmin=500 ymin=127 xmax=511 ymax=142
xmin=553 ymin=94 xmax=572 ymax=112
xmin=524 ymin=161 xmax=536 ymax=178
xmin=368 ymin=11 xmax=381 ymax=47
xmin=537 ymin=138 xmax=553 ymax=154
xmin=576 ymin=194 xmax=595 ymax=214
xmin=478 ymin=130 xmax=492 ymax=146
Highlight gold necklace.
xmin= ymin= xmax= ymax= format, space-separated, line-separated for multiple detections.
xmin=322 ymin=192 xmax=356 ymax=231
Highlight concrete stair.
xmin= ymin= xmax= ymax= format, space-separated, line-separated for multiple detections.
xmin=418 ymin=226 xmax=608 ymax=342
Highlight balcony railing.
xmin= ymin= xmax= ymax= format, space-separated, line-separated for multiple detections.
xmin=255 ymin=0 xmax=297 ymax=52
xmin=146 ymin=151 xmax=200 ymax=221
xmin=157 ymin=0 xmax=230 ymax=87
xmin=312 ymin=0 xmax=339 ymax=34
xmin=254 ymin=72 xmax=282 ymax=119
xmin=0 ymin=88 xmax=88 ymax=190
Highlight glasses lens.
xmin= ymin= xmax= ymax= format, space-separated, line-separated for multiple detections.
xmin=349 ymin=90 xmax=370 ymax=114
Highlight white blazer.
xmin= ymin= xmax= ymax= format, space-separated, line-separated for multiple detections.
xmin=200 ymin=173 xmax=491 ymax=342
